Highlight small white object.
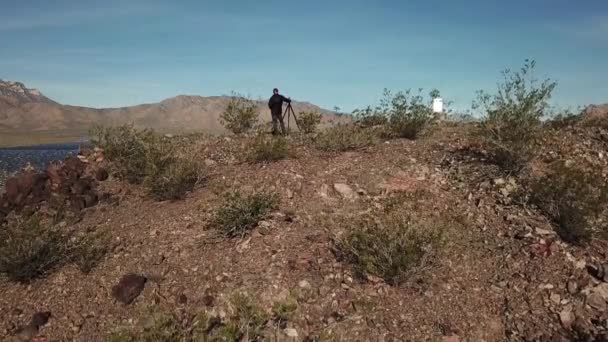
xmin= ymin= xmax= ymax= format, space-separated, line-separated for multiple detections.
xmin=432 ymin=98 xmax=444 ymax=113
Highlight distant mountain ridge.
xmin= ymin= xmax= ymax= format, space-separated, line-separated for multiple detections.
xmin=0 ymin=79 xmax=340 ymax=134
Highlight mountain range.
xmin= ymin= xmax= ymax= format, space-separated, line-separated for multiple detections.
xmin=0 ymin=79 xmax=340 ymax=144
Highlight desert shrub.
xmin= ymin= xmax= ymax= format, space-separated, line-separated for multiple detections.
xmin=223 ymin=292 xmax=269 ymax=340
xmin=334 ymin=210 xmax=442 ymax=285
xmin=473 ymin=60 xmax=557 ymax=172
xmin=249 ymin=133 xmax=289 ymax=162
xmin=297 ymin=111 xmax=323 ymax=133
xmin=0 ymin=216 xmax=68 ymax=282
xmin=528 ymin=161 xmax=608 ymax=244
xmin=220 ymin=94 xmax=259 ymax=134
xmin=212 ymin=191 xmax=278 ymax=238
xmin=90 ymin=125 xmax=202 ymax=200
xmin=314 ymin=124 xmax=377 ymax=152
xmin=71 ymin=231 xmax=111 ymax=274
xmin=147 ymin=158 xmax=202 ymax=200
xmin=353 ymin=88 xmax=436 ymax=139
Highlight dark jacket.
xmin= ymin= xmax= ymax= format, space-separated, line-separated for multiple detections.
xmin=268 ymin=94 xmax=291 ymax=116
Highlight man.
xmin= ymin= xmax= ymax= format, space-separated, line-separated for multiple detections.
xmin=268 ymin=88 xmax=291 ymax=135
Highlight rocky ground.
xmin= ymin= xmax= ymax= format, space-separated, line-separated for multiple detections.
xmin=0 ymin=114 xmax=607 ymax=341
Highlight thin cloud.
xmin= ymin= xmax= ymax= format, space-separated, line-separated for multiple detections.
xmin=549 ymin=15 xmax=608 ymax=42
xmin=0 ymin=3 xmax=162 ymax=31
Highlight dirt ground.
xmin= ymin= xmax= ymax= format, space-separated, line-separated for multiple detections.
xmin=1 ymin=122 xmax=607 ymax=341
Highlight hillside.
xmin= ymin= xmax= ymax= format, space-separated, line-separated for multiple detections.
xmin=0 ymin=107 xmax=607 ymax=341
xmin=0 ymin=80 xmax=342 ymax=146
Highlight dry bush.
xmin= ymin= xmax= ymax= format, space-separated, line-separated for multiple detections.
xmin=147 ymin=157 xmax=202 ymax=200
xmin=473 ymin=60 xmax=557 ymax=172
xmin=314 ymin=124 xmax=377 ymax=152
xmin=212 ymin=191 xmax=278 ymax=238
xmin=220 ymin=94 xmax=259 ymax=134
xmin=333 ymin=209 xmax=443 ymax=285
xmin=528 ymin=161 xmax=608 ymax=243
xmin=249 ymin=133 xmax=289 ymax=162
xmin=297 ymin=111 xmax=323 ymax=133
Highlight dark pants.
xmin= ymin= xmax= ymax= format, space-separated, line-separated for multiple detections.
xmin=271 ymin=110 xmax=286 ymax=135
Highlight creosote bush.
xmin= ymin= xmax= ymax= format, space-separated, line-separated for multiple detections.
xmin=334 ymin=209 xmax=443 ymax=285
xmin=220 ymin=93 xmax=259 ymax=134
xmin=212 ymin=191 xmax=278 ymax=238
xmin=298 ymin=111 xmax=323 ymax=133
xmin=353 ymin=88 xmax=437 ymax=139
xmin=528 ymin=161 xmax=608 ymax=244
xmin=314 ymin=124 xmax=377 ymax=152
xmin=91 ymin=125 xmax=203 ymax=200
xmin=473 ymin=59 xmax=557 ymax=172
xmin=249 ymin=133 xmax=289 ymax=162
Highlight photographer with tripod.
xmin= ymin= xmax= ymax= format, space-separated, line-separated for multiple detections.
xmin=268 ymin=88 xmax=291 ymax=135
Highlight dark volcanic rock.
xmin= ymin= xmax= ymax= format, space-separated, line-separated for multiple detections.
xmin=112 ymin=274 xmax=147 ymax=305
xmin=31 ymin=311 xmax=51 ymax=328
xmin=95 ymin=168 xmax=109 ymax=181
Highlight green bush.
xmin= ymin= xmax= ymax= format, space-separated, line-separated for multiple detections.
xmin=90 ymin=125 xmax=202 ymax=200
xmin=353 ymin=88 xmax=436 ymax=139
xmin=0 ymin=216 xmax=68 ymax=282
xmin=249 ymin=133 xmax=289 ymax=162
xmin=314 ymin=124 xmax=377 ymax=152
xmin=212 ymin=191 xmax=278 ymax=238
xmin=334 ymin=210 xmax=442 ymax=285
xmin=71 ymin=231 xmax=111 ymax=274
xmin=529 ymin=161 xmax=608 ymax=244
xmin=298 ymin=111 xmax=323 ymax=133
xmin=220 ymin=94 xmax=259 ymax=134
xmin=473 ymin=60 xmax=557 ymax=172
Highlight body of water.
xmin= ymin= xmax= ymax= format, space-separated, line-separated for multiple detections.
xmin=0 ymin=143 xmax=82 ymax=188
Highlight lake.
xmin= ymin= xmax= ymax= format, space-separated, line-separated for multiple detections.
xmin=0 ymin=143 xmax=82 ymax=188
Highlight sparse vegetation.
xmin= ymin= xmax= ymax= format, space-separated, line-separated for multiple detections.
xmin=249 ymin=133 xmax=289 ymax=162
xmin=220 ymin=94 xmax=259 ymax=134
xmin=334 ymin=209 xmax=443 ymax=285
xmin=473 ymin=60 xmax=557 ymax=172
xmin=90 ymin=125 xmax=203 ymax=200
xmin=528 ymin=161 xmax=608 ymax=244
xmin=297 ymin=111 xmax=323 ymax=133
xmin=272 ymin=297 xmax=298 ymax=326
xmin=109 ymin=294 xmax=268 ymax=341
xmin=0 ymin=216 xmax=111 ymax=282
xmin=314 ymin=124 xmax=377 ymax=152
xmin=0 ymin=216 xmax=68 ymax=282
xmin=353 ymin=88 xmax=436 ymax=139
xmin=212 ymin=191 xmax=278 ymax=238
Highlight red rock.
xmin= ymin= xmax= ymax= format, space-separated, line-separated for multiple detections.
xmin=112 ymin=274 xmax=147 ymax=305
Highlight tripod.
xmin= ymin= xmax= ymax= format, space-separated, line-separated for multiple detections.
xmin=282 ymin=103 xmax=300 ymax=133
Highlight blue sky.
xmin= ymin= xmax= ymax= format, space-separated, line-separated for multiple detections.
xmin=0 ymin=0 xmax=606 ymax=112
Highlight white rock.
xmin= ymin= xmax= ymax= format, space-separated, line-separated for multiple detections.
xmin=284 ymin=328 xmax=298 ymax=337
xmin=298 ymin=280 xmax=311 ymax=290
xmin=559 ymin=306 xmax=575 ymax=329
xmin=333 ymin=183 xmax=356 ymax=200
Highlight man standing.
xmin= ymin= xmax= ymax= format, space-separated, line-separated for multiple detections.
xmin=268 ymin=88 xmax=291 ymax=135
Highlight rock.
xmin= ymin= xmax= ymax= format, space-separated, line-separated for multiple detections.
xmin=111 ymin=274 xmax=147 ymax=305
xmin=71 ymin=180 xmax=91 ymax=195
xmin=587 ymin=292 xmax=607 ymax=312
xmin=284 ymin=328 xmax=298 ymax=338
xmin=587 ymin=264 xmax=607 ymax=282
xmin=204 ymin=159 xmax=217 ymax=167
xmin=286 ymin=189 xmax=294 ymax=199
xmin=550 ymin=293 xmax=561 ymax=305
xmin=177 ymin=294 xmax=188 ymax=305
xmin=333 ymin=183 xmax=356 ymax=200
xmin=535 ymin=228 xmax=555 ymax=236
xmin=443 ymin=336 xmax=460 ymax=342
xmin=593 ymin=283 xmax=608 ymax=301
xmin=298 ymin=280 xmax=312 ymax=290
xmin=83 ymin=193 xmax=98 ymax=208
xmin=567 ymin=280 xmax=579 ymax=294
xmin=494 ymin=178 xmax=506 ymax=186
xmin=31 ymin=311 xmax=51 ymax=328
xmin=203 ymin=294 xmax=215 ymax=307
xmin=95 ymin=168 xmax=109 ymax=181
xmin=560 ymin=306 xmax=575 ymax=329
xmin=15 ymin=323 xmax=38 ymax=342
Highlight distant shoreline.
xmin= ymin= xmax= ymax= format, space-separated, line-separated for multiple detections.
xmin=0 ymin=129 xmax=88 ymax=148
